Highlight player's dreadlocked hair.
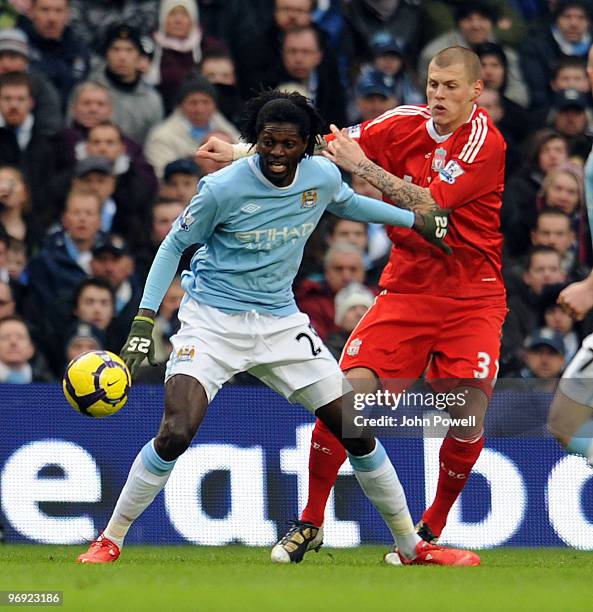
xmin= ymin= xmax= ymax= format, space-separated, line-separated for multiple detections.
xmin=240 ymin=90 xmax=327 ymax=158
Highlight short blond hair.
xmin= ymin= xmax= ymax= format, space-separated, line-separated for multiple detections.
xmin=430 ymin=46 xmax=482 ymax=83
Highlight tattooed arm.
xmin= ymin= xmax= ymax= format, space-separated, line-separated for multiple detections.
xmin=351 ymin=158 xmax=438 ymax=214
xmin=322 ymin=124 xmax=438 ymax=214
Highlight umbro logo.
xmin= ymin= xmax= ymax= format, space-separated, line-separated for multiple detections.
xmin=241 ymin=203 xmax=261 ymax=214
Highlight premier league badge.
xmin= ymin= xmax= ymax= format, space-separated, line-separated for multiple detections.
xmin=432 ymin=147 xmax=447 ymax=172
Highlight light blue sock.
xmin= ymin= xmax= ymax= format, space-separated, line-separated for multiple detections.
xmin=104 ymin=439 xmax=176 ymax=548
xmin=140 ymin=439 xmax=177 ymax=476
xmin=567 ymin=420 xmax=593 ymax=458
xmin=349 ymin=440 xmax=419 ymax=558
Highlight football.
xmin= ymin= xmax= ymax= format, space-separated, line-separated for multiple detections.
xmin=63 ymin=350 xmax=131 ymax=418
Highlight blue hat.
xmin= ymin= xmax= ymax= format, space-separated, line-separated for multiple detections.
xmin=370 ymin=31 xmax=402 ymax=57
xmin=553 ymin=88 xmax=589 ymax=112
xmin=356 ymin=70 xmax=395 ymax=99
xmin=164 ymin=158 xmax=201 ymax=181
xmin=525 ymin=329 xmax=565 ymax=355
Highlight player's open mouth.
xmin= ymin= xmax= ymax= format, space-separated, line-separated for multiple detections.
xmin=268 ymin=160 xmax=288 ymax=173
xmin=433 ymin=105 xmax=446 ymax=113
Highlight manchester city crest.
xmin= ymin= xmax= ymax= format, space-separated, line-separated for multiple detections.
xmin=301 ymin=190 xmax=318 ymax=209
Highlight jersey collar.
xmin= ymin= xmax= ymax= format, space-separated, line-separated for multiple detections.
xmin=425 ymin=104 xmax=477 ymax=143
xmin=248 ymin=155 xmax=300 ymax=190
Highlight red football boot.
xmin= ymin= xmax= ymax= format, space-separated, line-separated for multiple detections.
xmin=77 ymin=535 xmax=120 ymax=564
xmin=394 ymin=540 xmax=480 ymax=567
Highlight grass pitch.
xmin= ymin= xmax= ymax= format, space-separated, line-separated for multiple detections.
xmin=1 ymin=545 xmax=592 ymax=611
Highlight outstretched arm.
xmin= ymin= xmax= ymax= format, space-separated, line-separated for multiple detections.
xmin=323 ymin=124 xmax=438 ymax=214
xmin=329 ymin=183 xmax=451 ymax=254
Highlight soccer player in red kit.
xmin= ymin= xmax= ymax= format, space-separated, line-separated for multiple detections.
xmin=280 ymin=45 xmax=506 ymax=561
xmin=197 ymin=46 xmax=506 ymax=562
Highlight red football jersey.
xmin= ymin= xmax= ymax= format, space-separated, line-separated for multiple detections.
xmin=344 ymin=104 xmax=506 ymax=298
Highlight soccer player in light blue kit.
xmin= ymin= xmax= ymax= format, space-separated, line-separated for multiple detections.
xmin=77 ymin=91 xmax=478 ymax=566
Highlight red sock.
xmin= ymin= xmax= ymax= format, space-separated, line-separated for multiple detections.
xmin=300 ymin=418 xmax=347 ymax=527
xmin=421 ymin=434 xmax=484 ymax=537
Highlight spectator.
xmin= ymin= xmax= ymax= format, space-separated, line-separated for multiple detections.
xmin=477 ymin=88 xmax=521 ymax=174
xmin=0 ymin=28 xmax=62 ymax=135
xmin=501 ymin=245 xmax=566 ymax=375
xmin=353 ymin=69 xmax=397 ymax=123
xmin=90 ymin=234 xmax=141 ymax=350
xmin=68 ymin=0 xmax=159 ymax=52
xmin=0 ymin=71 xmax=56 ymax=210
xmin=25 ymin=186 xmax=104 ymax=368
xmin=0 ymin=281 xmax=15 ymax=319
xmin=278 ymin=25 xmax=346 ymax=127
xmin=86 ymin=119 xmax=156 ymax=192
xmin=520 ymin=328 xmax=566 ymax=383
xmin=144 ymin=75 xmax=238 ymax=179
xmin=240 ymin=0 xmax=342 ymax=99
xmin=66 ymin=155 xmax=148 ymax=250
xmin=0 ymin=315 xmax=52 ymax=382
xmin=552 ymin=56 xmax=591 ymax=95
xmin=162 ymin=158 xmax=201 ymax=203
xmin=520 ymin=0 xmax=592 ymax=110
xmin=195 ymin=0 xmax=261 ymax=98
xmin=420 ymin=0 xmax=528 ymax=49
xmin=134 ymin=197 xmax=185 ymax=282
xmin=531 ymin=206 xmax=588 ymax=282
xmin=6 ymin=237 xmax=27 ymax=284
xmin=17 ymin=0 xmax=90 ymax=108
xmin=366 ymin=30 xmax=423 ymax=106
xmin=71 ymin=276 xmax=117 ymax=351
xmin=199 ymin=51 xmax=243 ymax=126
xmin=145 ymin=0 xmax=222 ymax=115
xmin=340 ymin=0 xmax=421 ymax=64
xmin=296 ymin=241 xmax=367 ymax=340
xmin=543 ymin=301 xmax=580 ymax=362
xmin=539 ymin=166 xmax=584 ymax=217
xmin=63 ymin=321 xmax=102 ymax=365
xmin=502 ymin=129 xmax=569 ymax=260
xmin=239 ymin=0 xmax=314 ymax=93
xmin=419 ymin=1 xmax=529 ymax=107
xmin=92 ymin=23 xmax=163 ymax=144
xmin=326 ymin=282 xmax=374 ymax=359
xmin=549 ymin=88 xmax=593 ymax=162
xmin=474 ymin=42 xmax=531 ymax=143
xmin=0 ymin=165 xmax=43 ymax=253
xmin=55 ymin=81 xmax=151 ymax=183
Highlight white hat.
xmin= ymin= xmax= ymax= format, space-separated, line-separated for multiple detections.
xmin=334 ymin=283 xmax=374 ymax=326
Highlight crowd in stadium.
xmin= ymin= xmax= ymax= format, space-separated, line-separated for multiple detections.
xmin=0 ymin=0 xmax=591 ymax=385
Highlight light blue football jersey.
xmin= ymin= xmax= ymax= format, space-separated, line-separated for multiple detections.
xmin=140 ymin=154 xmax=414 ymax=315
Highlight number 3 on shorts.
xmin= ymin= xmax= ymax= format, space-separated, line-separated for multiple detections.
xmin=473 ymin=351 xmax=499 ymax=380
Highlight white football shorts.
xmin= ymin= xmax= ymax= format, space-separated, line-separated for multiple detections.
xmin=558 ymin=333 xmax=593 ymax=407
xmin=165 ymin=298 xmax=351 ymax=412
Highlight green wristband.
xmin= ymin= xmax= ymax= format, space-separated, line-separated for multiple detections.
xmin=134 ymin=315 xmax=155 ymax=325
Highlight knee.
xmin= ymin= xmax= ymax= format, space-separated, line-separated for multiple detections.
xmin=155 ymin=419 xmax=195 ymax=460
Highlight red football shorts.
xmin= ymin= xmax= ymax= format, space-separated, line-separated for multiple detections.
xmin=339 ymin=291 xmax=507 ymax=396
